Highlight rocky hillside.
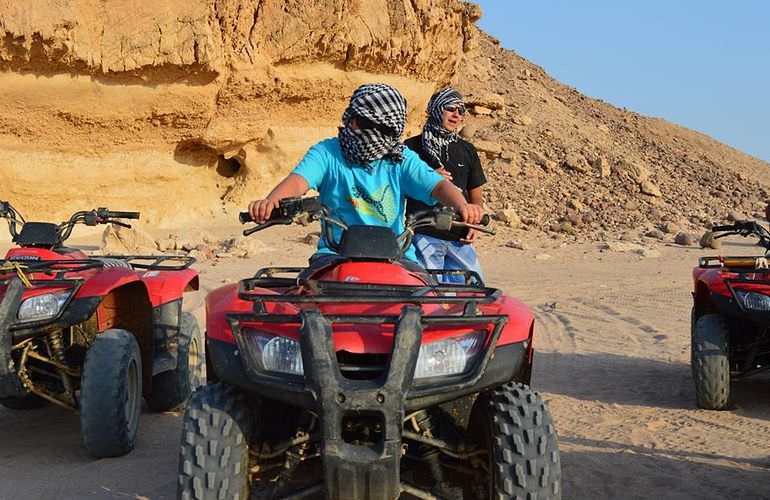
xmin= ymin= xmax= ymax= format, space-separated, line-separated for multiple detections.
xmin=1 ymin=1 xmax=767 ymax=242
xmin=452 ymin=33 xmax=770 ymax=242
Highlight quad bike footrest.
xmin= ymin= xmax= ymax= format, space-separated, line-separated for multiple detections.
xmin=299 ymin=306 xmax=424 ymax=500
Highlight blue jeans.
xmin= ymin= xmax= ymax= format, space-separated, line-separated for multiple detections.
xmin=412 ymin=234 xmax=484 ymax=284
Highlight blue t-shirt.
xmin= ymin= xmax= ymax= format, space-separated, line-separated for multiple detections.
xmin=292 ymin=138 xmax=444 ymax=261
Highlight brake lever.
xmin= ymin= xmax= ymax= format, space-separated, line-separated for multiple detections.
xmin=243 ymin=217 xmax=293 ymax=236
xmin=110 ymin=221 xmax=132 ymax=229
xmin=454 ymin=221 xmax=496 ymax=235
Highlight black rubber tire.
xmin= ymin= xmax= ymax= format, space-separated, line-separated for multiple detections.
xmin=177 ymin=383 xmax=252 ymax=500
xmin=146 ymin=312 xmax=204 ymax=411
xmin=471 ymin=382 xmax=562 ymax=499
xmin=79 ymin=328 xmax=143 ymax=458
xmin=0 ymin=393 xmax=47 ymax=410
xmin=692 ymin=314 xmax=731 ymax=410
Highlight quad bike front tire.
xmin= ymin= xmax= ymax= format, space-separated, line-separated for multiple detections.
xmin=469 ymin=382 xmax=562 ymax=499
xmin=178 ymin=383 xmax=252 ymax=500
xmin=0 ymin=393 xmax=47 ymax=410
xmin=692 ymin=314 xmax=731 ymax=410
xmin=79 ymin=328 xmax=143 ymax=458
xmin=146 ymin=312 xmax=204 ymax=411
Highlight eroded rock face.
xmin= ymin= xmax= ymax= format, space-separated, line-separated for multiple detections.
xmin=0 ymin=0 xmax=479 ymax=224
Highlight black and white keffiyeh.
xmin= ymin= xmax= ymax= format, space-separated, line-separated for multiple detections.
xmin=421 ymin=87 xmax=464 ymax=168
xmin=338 ymin=83 xmax=407 ymax=168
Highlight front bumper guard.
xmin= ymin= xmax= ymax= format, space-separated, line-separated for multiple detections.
xmin=0 ymin=279 xmax=25 ymax=398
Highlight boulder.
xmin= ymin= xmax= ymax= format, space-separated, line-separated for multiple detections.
xmin=699 ymin=231 xmax=722 ymax=249
xmin=674 ymin=232 xmax=696 ymax=246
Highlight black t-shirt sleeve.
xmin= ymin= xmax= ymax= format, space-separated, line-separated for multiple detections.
xmin=465 ymin=142 xmax=487 ymax=190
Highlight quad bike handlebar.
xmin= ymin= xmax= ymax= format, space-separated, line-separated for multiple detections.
xmin=712 ymin=220 xmax=770 ymax=249
xmin=240 ymin=196 xmax=494 ymax=256
xmin=0 ymin=200 xmax=141 ymax=246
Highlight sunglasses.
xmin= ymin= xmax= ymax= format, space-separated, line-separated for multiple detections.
xmin=443 ymin=103 xmax=466 ymax=115
xmin=353 ymin=115 xmax=397 ymax=136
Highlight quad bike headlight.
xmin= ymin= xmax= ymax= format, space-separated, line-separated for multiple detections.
xmin=242 ymin=329 xmax=304 ymax=376
xmin=735 ymin=290 xmax=770 ymax=311
xmin=17 ymin=290 xmax=73 ymax=322
xmin=414 ymin=330 xmax=486 ymax=380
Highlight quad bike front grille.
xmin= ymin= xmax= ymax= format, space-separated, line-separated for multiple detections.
xmin=335 ymin=350 xmax=388 ymax=380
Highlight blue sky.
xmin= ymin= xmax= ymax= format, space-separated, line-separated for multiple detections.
xmin=474 ymin=1 xmax=770 ymax=162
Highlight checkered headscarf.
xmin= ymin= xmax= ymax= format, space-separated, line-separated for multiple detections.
xmin=421 ymin=87 xmax=464 ymax=168
xmin=338 ymin=83 xmax=407 ymax=168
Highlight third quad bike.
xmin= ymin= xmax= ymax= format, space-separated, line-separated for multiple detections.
xmin=691 ymin=220 xmax=770 ymax=410
xmin=0 ymin=201 xmax=202 ymax=457
xmin=178 ymin=196 xmax=561 ymax=499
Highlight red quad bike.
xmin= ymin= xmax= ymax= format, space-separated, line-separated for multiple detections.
xmin=0 ymin=201 xmax=202 ymax=458
xmin=179 ymin=196 xmax=561 ymax=499
xmin=692 ymin=220 xmax=770 ymax=410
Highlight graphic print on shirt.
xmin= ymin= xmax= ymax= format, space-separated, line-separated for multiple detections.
xmin=349 ymin=183 xmax=396 ymax=223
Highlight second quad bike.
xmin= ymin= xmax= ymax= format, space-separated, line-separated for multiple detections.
xmin=178 ymin=196 xmax=561 ymax=499
xmin=691 ymin=220 xmax=770 ymax=410
xmin=0 ymin=201 xmax=203 ymax=458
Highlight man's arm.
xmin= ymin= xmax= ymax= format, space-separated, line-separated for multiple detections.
xmin=248 ymin=173 xmax=309 ymax=222
xmin=468 ymin=186 xmax=484 ymax=207
xmin=431 ymin=180 xmax=483 ymax=224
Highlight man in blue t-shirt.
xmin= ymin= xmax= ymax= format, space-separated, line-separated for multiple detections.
xmin=248 ymin=83 xmax=484 ymax=265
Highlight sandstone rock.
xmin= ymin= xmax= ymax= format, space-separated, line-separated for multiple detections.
xmin=661 ymin=222 xmax=679 ymax=234
xmin=228 ymin=236 xmax=270 ymax=257
xmin=640 ymin=180 xmax=662 ymax=197
xmin=699 ymin=231 xmax=722 ymax=249
xmin=616 ymin=159 xmax=651 ymax=183
xmin=674 ymin=232 xmax=696 ymax=246
xmin=156 ymin=238 xmax=177 ymax=252
xmin=513 ymin=115 xmax=533 ymax=126
xmin=471 ymin=105 xmax=493 ymax=115
xmin=645 ymin=229 xmax=665 ymax=240
xmin=188 ymin=249 xmax=209 ymax=263
xmin=495 ymin=208 xmax=520 ymax=228
xmin=593 ymin=157 xmax=611 ymax=178
xmin=475 ymin=140 xmax=502 ymax=157
xmin=563 ymin=152 xmax=589 ymax=173
xmin=459 ymin=123 xmax=478 ymax=139
xmin=505 ymin=240 xmax=529 ymax=250
xmin=568 ymin=199 xmax=585 ymax=211
xmin=101 ymin=224 xmax=156 ymax=254
xmin=466 ymin=92 xmax=505 ymax=110
xmin=727 ymin=210 xmax=744 ymax=221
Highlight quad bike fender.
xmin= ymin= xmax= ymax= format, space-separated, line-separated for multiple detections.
xmin=487 ymin=295 xmax=534 ymax=346
xmin=139 ymin=268 xmax=199 ymax=307
xmin=205 ymin=284 xmax=298 ymax=344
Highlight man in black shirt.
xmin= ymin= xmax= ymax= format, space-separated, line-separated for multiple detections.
xmin=405 ymin=87 xmax=487 ymax=283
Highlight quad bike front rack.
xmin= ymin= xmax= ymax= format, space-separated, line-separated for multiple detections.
xmin=225 ymin=267 xmax=511 ymax=500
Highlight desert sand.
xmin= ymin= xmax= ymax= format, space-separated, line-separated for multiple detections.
xmin=0 ymin=222 xmax=768 ymax=500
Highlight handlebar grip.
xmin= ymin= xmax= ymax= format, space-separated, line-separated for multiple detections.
xmin=239 ymin=206 xmax=285 ymax=224
xmin=711 ymin=225 xmax=735 ymax=232
xmin=108 ymin=211 xmax=140 ymax=219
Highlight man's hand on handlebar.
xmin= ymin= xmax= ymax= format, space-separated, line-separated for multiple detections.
xmin=248 ymin=198 xmax=280 ymax=224
xmin=458 ymin=203 xmax=484 ymax=226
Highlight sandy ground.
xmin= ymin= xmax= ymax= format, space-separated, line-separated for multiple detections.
xmin=1 ymin=224 xmax=769 ymax=499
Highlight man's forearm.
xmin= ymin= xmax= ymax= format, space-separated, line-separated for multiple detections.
xmin=431 ymin=180 xmax=468 ymax=211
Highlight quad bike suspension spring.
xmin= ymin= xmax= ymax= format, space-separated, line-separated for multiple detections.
xmin=46 ymin=330 xmax=75 ymax=405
